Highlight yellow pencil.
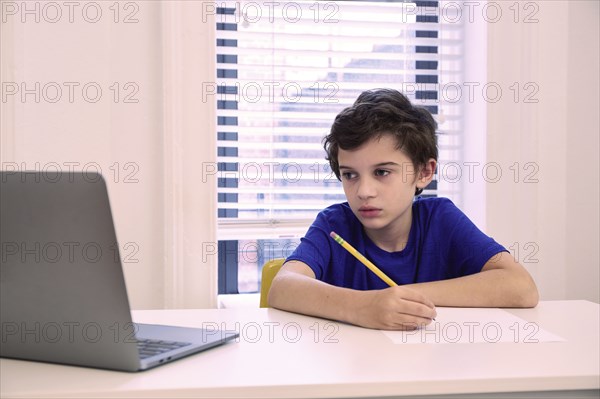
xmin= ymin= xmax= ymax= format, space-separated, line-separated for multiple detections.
xmin=329 ymin=231 xmax=398 ymax=287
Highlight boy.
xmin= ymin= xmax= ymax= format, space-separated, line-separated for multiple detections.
xmin=268 ymin=88 xmax=539 ymax=330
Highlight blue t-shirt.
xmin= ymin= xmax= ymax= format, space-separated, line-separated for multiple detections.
xmin=286 ymin=197 xmax=507 ymax=290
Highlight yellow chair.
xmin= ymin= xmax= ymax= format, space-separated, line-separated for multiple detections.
xmin=259 ymin=258 xmax=285 ymax=308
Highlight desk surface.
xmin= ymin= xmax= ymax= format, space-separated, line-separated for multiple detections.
xmin=1 ymin=300 xmax=599 ymax=398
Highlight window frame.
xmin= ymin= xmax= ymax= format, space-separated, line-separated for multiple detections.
xmin=214 ymin=0 xmax=471 ymax=295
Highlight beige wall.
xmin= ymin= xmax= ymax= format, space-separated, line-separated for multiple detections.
xmin=0 ymin=1 xmax=217 ymax=309
xmin=565 ymin=1 xmax=600 ymax=302
xmin=487 ymin=1 xmax=599 ymax=302
xmin=1 ymin=1 xmax=598 ymax=307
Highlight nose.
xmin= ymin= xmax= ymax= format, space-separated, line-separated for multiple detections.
xmin=356 ymin=176 xmax=377 ymax=200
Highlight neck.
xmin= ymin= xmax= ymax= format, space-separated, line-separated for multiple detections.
xmin=365 ymin=210 xmax=413 ymax=253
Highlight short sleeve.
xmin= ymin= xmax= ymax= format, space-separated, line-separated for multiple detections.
xmin=436 ymin=199 xmax=507 ymax=277
xmin=285 ymin=211 xmax=333 ymax=280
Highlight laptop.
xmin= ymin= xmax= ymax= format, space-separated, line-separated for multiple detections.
xmin=0 ymin=171 xmax=239 ymax=371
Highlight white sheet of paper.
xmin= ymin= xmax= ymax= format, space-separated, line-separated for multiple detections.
xmin=381 ymin=308 xmax=566 ymax=344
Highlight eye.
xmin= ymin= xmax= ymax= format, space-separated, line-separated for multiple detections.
xmin=374 ymin=169 xmax=390 ymax=177
xmin=341 ymin=171 xmax=357 ymax=180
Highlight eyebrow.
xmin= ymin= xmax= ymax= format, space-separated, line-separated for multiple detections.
xmin=339 ymin=162 xmax=400 ymax=170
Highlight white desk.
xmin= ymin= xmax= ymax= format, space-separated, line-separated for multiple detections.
xmin=1 ymin=300 xmax=599 ymax=398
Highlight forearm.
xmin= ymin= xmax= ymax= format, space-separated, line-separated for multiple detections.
xmin=268 ymin=270 xmax=360 ymax=324
xmin=268 ymin=266 xmax=437 ymax=330
xmin=408 ymin=267 xmax=539 ymax=308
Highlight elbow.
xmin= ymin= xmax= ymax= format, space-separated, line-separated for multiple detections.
xmin=523 ymin=284 xmax=539 ymax=308
xmin=515 ymin=276 xmax=539 ymax=308
xmin=517 ymin=289 xmax=539 ymax=308
xmin=266 ymin=275 xmax=283 ymax=308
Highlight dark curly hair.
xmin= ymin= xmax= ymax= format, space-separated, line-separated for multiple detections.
xmin=323 ymin=88 xmax=438 ymax=195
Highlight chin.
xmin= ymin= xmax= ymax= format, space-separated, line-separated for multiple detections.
xmin=358 ymin=217 xmax=389 ymax=231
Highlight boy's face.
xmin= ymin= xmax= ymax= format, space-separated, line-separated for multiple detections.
xmin=337 ymin=134 xmax=434 ymax=238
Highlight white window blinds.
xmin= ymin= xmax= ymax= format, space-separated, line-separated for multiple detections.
xmin=215 ymin=0 xmax=462 ymax=242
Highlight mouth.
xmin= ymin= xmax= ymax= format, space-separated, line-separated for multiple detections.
xmin=358 ymin=206 xmax=382 ymax=218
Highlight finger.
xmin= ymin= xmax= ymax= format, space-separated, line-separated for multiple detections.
xmin=394 ymin=287 xmax=436 ymax=310
xmin=391 ymin=286 xmax=435 ymax=309
xmin=394 ymin=299 xmax=437 ymax=320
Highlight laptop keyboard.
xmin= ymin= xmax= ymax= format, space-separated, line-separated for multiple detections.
xmin=136 ymin=338 xmax=192 ymax=359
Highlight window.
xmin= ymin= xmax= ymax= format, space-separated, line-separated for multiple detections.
xmin=214 ymin=0 xmax=463 ymax=294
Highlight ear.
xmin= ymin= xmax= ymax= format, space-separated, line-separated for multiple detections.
xmin=416 ymin=159 xmax=437 ymax=189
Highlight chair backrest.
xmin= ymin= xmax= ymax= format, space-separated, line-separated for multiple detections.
xmin=259 ymin=258 xmax=285 ymax=308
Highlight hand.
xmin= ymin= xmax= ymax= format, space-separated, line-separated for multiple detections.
xmin=352 ymin=286 xmax=437 ymax=330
